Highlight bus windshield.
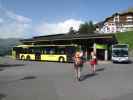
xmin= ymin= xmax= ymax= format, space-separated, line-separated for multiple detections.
xmin=112 ymin=49 xmax=128 ymax=57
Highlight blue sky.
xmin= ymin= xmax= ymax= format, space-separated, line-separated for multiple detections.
xmin=0 ymin=0 xmax=133 ymax=38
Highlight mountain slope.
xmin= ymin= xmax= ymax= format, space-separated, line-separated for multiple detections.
xmin=0 ymin=38 xmax=21 ymax=56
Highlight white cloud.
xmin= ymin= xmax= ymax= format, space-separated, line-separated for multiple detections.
xmin=35 ymin=19 xmax=83 ymax=35
xmin=6 ymin=11 xmax=31 ymax=23
xmin=0 ymin=22 xmax=31 ymax=38
xmin=0 ymin=8 xmax=32 ymax=38
xmin=93 ymin=21 xmax=98 ymax=24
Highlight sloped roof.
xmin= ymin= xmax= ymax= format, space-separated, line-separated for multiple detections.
xmin=21 ymin=33 xmax=116 ymax=43
xmin=105 ymin=12 xmax=133 ymax=22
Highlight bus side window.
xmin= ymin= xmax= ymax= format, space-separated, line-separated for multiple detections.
xmin=55 ymin=48 xmax=58 ymax=54
xmin=50 ymin=50 xmax=53 ymax=54
xmin=42 ymin=50 xmax=44 ymax=54
xmin=24 ymin=48 xmax=27 ymax=54
xmin=44 ymin=50 xmax=46 ymax=54
xmin=61 ymin=50 xmax=64 ymax=54
xmin=28 ymin=48 xmax=33 ymax=54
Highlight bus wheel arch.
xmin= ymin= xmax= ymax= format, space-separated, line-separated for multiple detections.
xmin=21 ymin=55 xmax=25 ymax=60
xmin=59 ymin=56 xmax=65 ymax=62
xmin=26 ymin=55 xmax=31 ymax=60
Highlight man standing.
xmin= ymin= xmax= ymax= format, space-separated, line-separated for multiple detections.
xmin=73 ymin=51 xmax=84 ymax=81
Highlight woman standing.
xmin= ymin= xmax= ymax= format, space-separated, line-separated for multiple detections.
xmin=89 ymin=51 xmax=97 ymax=73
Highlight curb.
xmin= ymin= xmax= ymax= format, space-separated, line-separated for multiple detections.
xmin=97 ymin=60 xmax=111 ymax=64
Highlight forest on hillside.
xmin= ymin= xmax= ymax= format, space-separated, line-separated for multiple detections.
xmin=0 ymin=38 xmax=21 ymax=56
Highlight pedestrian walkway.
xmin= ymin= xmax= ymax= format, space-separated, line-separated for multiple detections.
xmin=0 ymin=57 xmax=133 ymax=100
xmin=98 ymin=60 xmax=111 ymax=64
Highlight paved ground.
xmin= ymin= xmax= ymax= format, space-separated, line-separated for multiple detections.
xmin=0 ymin=57 xmax=133 ymax=100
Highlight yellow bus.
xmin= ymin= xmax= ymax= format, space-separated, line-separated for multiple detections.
xmin=12 ymin=44 xmax=79 ymax=62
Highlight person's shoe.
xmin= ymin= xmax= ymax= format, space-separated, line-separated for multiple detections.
xmin=76 ymin=76 xmax=78 ymax=81
xmin=93 ymin=70 xmax=96 ymax=74
xmin=78 ymin=78 xmax=81 ymax=81
xmin=77 ymin=77 xmax=81 ymax=81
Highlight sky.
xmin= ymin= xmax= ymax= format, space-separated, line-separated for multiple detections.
xmin=0 ymin=0 xmax=133 ymax=38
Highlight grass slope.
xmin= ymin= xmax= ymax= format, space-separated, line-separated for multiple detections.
xmin=115 ymin=31 xmax=133 ymax=51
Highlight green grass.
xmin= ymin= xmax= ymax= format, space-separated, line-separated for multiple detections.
xmin=115 ymin=31 xmax=133 ymax=51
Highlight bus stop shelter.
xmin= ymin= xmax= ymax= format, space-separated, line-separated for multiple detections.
xmin=21 ymin=33 xmax=117 ymax=60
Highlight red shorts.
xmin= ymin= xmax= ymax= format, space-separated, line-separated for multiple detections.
xmin=90 ymin=59 xmax=97 ymax=65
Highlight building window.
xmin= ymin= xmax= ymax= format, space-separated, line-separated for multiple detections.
xmin=126 ymin=16 xmax=133 ymax=22
xmin=127 ymin=16 xmax=133 ymax=19
xmin=126 ymin=22 xmax=133 ymax=25
xmin=115 ymin=18 xmax=118 ymax=21
xmin=114 ymin=15 xmax=119 ymax=22
xmin=126 ymin=19 xmax=133 ymax=22
xmin=109 ymin=23 xmax=111 ymax=26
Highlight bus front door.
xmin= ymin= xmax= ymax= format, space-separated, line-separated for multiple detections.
xmin=35 ymin=52 xmax=41 ymax=61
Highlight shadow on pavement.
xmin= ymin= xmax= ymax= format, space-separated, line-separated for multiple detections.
xmin=113 ymin=61 xmax=132 ymax=64
xmin=20 ymin=76 xmax=37 ymax=80
xmin=79 ymin=68 xmax=105 ymax=81
xmin=128 ymin=60 xmax=133 ymax=64
xmin=0 ymin=69 xmax=4 ymax=71
xmin=80 ymin=73 xmax=98 ymax=81
xmin=0 ymin=93 xmax=6 ymax=100
xmin=96 ymin=67 xmax=105 ymax=72
xmin=0 ymin=64 xmax=25 ymax=67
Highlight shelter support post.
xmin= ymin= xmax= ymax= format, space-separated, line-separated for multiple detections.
xmin=93 ymin=43 xmax=96 ymax=54
xmin=105 ymin=49 xmax=108 ymax=61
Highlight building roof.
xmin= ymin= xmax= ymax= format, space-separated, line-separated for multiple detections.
xmin=105 ymin=12 xmax=133 ymax=22
xmin=96 ymin=12 xmax=133 ymax=26
xmin=21 ymin=33 xmax=117 ymax=43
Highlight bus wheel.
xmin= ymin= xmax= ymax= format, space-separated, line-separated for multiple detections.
xmin=21 ymin=55 xmax=25 ymax=60
xmin=59 ymin=57 xmax=65 ymax=62
xmin=26 ymin=55 xmax=31 ymax=61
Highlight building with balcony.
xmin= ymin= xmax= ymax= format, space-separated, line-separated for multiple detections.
xmin=96 ymin=12 xmax=133 ymax=33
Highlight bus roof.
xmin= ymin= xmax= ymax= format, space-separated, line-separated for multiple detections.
xmin=15 ymin=44 xmax=78 ymax=48
xmin=16 ymin=45 xmax=33 ymax=48
xmin=112 ymin=44 xmax=128 ymax=48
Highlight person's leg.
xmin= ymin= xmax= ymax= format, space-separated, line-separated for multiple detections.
xmin=77 ymin=67 xmax=81 ymax=81
xmin=90 ymin=64 xmax=92 ymax=72
xmin=88 ymin=61 xmax=92 ymax=72
xmin=93 ymin=64 xmax=96 ymax=73
xmin=80 ymin=62 xmax=83 ymax=72
xmin=91 ymin=64 xmax=95 ymax=73
xmin=74 ymin=64 xmax=78 ymax=80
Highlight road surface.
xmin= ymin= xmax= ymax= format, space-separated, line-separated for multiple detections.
xmin=0 ymin=57 xmax=133 ymax=100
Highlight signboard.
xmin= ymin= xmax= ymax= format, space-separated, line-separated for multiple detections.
xmin=96 ymin=44 xmax=107 ymax=49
